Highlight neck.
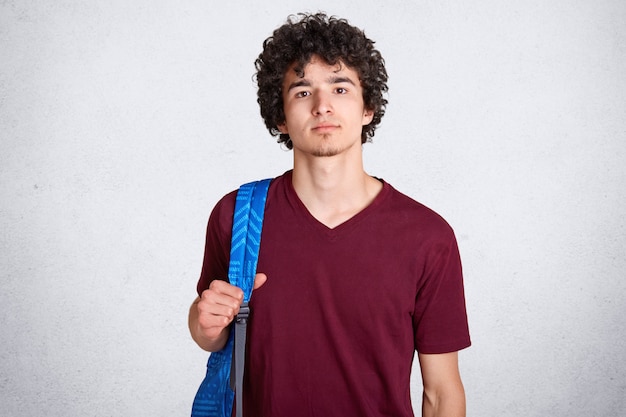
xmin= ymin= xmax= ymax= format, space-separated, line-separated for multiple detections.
xmin=291 ymin=149 xmax=382 ymax=228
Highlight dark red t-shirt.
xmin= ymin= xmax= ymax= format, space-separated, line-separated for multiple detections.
xmin=197 ymin=171 xmax=470 ymax=417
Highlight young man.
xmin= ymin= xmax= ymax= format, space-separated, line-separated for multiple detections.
xmin=189 ymin=13 xmax=471 ymax=417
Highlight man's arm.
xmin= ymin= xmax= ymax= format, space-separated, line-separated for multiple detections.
xmin=418 ymin=351 xmax=466 ymax=417
xmin=188 ymin=273 xmax=267 ymax=352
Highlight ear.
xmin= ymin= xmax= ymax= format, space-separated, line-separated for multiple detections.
xmin=362 ymin=109 xmax=374 ymax=126
xmin=277 ymin=121 xmax=288 ymax=134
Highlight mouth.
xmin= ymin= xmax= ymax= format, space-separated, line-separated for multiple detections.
xmin=312 ymin=123 xmax=338 ymax=133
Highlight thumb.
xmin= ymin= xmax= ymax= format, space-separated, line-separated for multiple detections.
xmin=253 ymin=273 xmax=268 ymax=290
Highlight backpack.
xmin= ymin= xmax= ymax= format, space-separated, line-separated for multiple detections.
xmin=191 ymin=179 xmax=272 ymax=417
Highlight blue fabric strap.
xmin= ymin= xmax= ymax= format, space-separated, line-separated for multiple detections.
xmin=228 ymin=179 xmax=271 ymax=299
xmin=191 ymin=179 xmax=271 ymax=417
xmin=231 ymin=179 xmax=271 ymax=417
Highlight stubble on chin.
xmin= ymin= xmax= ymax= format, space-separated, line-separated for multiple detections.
xmin=311 ymin=148 xmax=340 ymax=158
xmin=311 ymin=135 xmax=342 ymax=157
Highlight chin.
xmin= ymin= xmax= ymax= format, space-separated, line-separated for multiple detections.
xmin=311 ymin=145 xmax=342 ymax=157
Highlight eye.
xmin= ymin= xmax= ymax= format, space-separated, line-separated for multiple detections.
xmin=295 ymin=91 xmax=310 ymax=98
xmin=335 ymin=87 xmax=348 ymax=94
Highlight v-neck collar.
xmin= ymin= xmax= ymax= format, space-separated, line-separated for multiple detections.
xmin=282 ymin=170 xmax=390 ymax=240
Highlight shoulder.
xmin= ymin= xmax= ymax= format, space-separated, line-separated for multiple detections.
xmin=208 ymin=189 xmax=238 ymax=232
xmin=380 ymin=181 xmax=456 ymax=240
xmin=210 ymin=171 xmax=289 ymax=226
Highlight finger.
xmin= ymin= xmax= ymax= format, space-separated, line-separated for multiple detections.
xmin=198 ymin=295 xmax=239 ymax=318
xmin=207 ymin=279 xmax=244 ymax=301
xmin=200 ymin=287 xmax=242 ymax=313
xmin=253 ymin=273 xmax=268 ymax=290
xmin=197 ymin=292 xmax=240 ymax=329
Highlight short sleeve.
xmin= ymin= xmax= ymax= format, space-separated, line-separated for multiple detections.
xmin=413 ymin=230 xmax=471 ymax=354
xmin=196 ymin=190 xmax=237 ymax=295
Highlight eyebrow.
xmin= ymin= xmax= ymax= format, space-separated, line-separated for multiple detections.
xmin=286 ymin=75 xmax=356 ymax=92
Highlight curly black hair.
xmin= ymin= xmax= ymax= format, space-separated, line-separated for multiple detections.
xmin=255 ymin=12 xmax=389 ymax=149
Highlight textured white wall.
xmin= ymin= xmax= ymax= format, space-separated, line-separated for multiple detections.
xmin=1 ymin=1 xmax=625 ymax=416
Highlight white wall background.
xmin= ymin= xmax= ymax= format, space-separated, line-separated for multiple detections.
xmin=1 ymin=1 xmax=624 ymax=416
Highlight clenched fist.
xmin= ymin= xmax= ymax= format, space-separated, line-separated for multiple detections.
xmin=189 ymin=273 xmax=267 ymax=351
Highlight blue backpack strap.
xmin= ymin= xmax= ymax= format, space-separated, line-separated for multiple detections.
xmin=191 ymin=179 xmax=271 ymax=417
xmin=227 ymin=178 xmax=272 ymax=297
xmin=230 ymin=179 xmax=271 ymax=417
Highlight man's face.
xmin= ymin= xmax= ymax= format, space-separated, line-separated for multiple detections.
xmin=278 ymin=56 xmax=374 ymax=158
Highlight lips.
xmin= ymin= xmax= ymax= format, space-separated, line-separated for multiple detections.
xmin=312 ymin=123 xmax=339 ymax=132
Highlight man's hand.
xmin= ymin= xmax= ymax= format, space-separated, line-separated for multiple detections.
xmin=189 ymin=273 xmax=267 ymax=351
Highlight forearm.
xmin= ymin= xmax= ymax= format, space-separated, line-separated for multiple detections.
xmin=422 ymin=381 xmax=466 ymax=417
xmin=188 ymin=297 xmax=230 ymax=352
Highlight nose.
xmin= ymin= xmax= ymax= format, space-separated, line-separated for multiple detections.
xmin=312 ymin=91 xmax=332 ymax=116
